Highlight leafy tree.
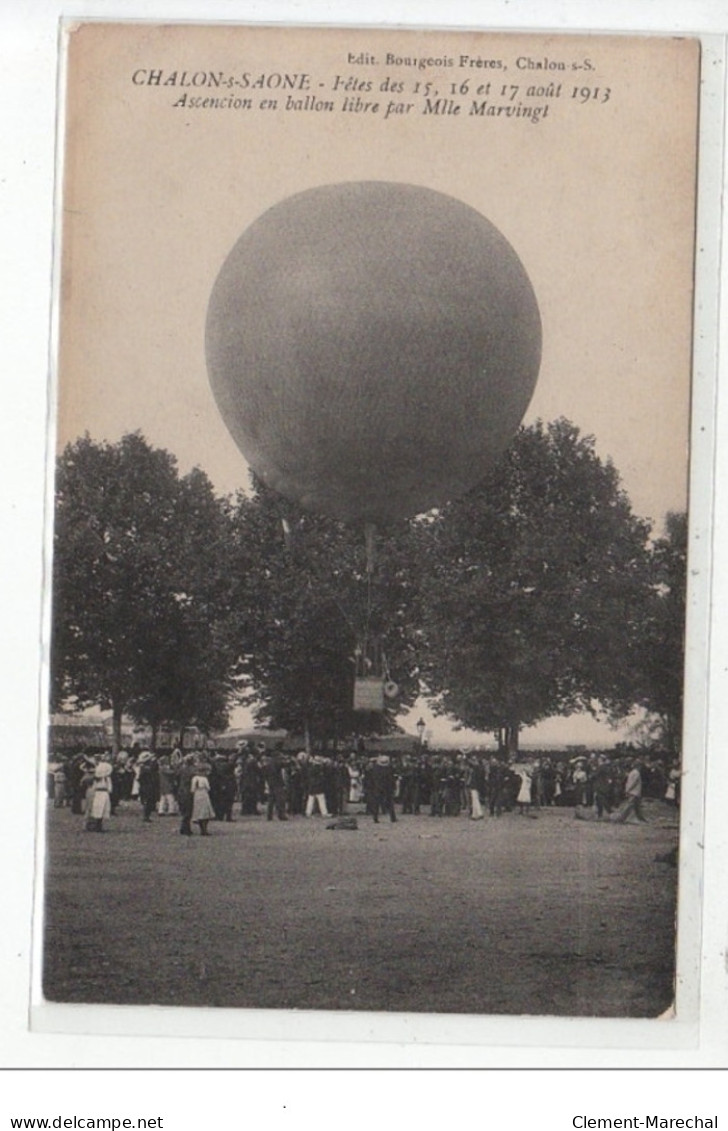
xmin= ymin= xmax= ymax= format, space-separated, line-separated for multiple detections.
xmin=121 ymin=467 xmax=241 ymax=743
xmin=634 ymin=511 xmax=687 ymax=756
xmin=51 ymin=433 xmax=238 ymax=749
xmin=225 ymin=478 xmax=422 ymax=746
xmin=419 ymin=419 xmax=653 ymax=752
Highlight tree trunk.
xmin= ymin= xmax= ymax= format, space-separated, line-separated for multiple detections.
xmin=304 ymin=719 xmax=311 ymax=754
xmin=151 ymin=722 xmax=159 ymax=751
xmin=505 ymin=723 xmax=520 ymax=757
xmin=111 ymin=701 xmax=123 ymax=756
xmin=178 ymin=725 xmax=186 ymax=751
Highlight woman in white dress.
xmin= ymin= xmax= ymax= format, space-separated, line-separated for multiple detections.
xmin=514 ymin=761 xmax=533 ymax=816
xmin=86 ymin=758 xmax=113 ymax=832
xmin=191 ymin=760 xmax=215 ymax=835
xmin=348 ymin=763 xmax=363 ymax=804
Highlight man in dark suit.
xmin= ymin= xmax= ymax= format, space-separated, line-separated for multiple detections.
xmin=264 ymin=751 xmax=289 ymax=821
xmin=177 ymin=753 xmax=196 ymax=836
xmin=488 ymin=756 xmax=506 ymax=817
xmin=367 ymin=755 xmax=397 ymax=823
xmin=137 ymin=751 xmax=159 ymax=822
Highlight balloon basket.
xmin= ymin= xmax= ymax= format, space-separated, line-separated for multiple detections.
xmin=353 ymin=677 xmax=385 ymax=713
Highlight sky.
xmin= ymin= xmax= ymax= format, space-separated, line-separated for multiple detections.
xmin=54 ymin=25 xmax=699 ymax=746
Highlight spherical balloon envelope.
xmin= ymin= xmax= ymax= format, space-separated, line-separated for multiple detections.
xmin=206 ymin=181 xmax=541 ymax=525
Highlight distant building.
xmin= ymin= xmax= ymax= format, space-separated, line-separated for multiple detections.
xmin=48 ymin=713 xmax=108 ymax=750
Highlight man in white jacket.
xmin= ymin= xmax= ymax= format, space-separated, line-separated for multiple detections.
xmin=611 ymin=759 xmax=647 ymax=823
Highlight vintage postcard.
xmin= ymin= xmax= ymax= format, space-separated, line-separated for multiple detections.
xmin=40 ymin=21 xmax=701 ymax=1031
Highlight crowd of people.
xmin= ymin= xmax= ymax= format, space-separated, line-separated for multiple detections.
xmin=46 ymin=742 xmax=681 ymax=835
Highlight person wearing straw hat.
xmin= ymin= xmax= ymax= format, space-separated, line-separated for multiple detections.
xmin=137 ymin=750 xmax=159 ymax=823
xmin=156 ymin=753 xmax=177 ymax=816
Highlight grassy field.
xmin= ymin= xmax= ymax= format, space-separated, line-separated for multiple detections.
xmin=42 ymin=800 xmax=679 ymax=1017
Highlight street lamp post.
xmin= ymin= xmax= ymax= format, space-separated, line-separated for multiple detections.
xmin=416 ymin=717 xmax=426 ymax=747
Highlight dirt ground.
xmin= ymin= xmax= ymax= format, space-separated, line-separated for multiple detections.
xmin=42 ymin=800 xmax=679 ymax=1017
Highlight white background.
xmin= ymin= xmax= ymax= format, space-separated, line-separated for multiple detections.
xmin=1 ymin=0 xmax=726 ymax=1113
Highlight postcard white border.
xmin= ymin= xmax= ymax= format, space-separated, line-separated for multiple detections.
xmin=1 ymin=0 xmax=727 ymax=1068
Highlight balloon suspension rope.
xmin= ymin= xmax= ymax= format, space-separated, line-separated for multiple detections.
xmin=365 ymin=523 xmax=377 ymax=577
xmin=280 ymin=511 xmax=358 ymax=637
xmin=360 ymin=523 xmax=377 ymax=671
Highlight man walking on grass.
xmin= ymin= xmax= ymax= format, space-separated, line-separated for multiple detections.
xmin=611 ymin=758 xmax=647 ymax=824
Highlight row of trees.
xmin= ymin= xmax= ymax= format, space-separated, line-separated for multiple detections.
xmin=50 ymin=423 xmax=686 ymax=754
